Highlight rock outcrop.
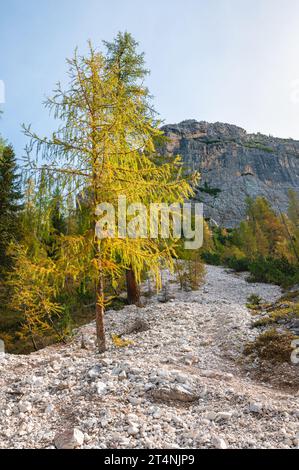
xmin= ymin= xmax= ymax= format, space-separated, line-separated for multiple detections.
xmin=161 ymin=120 xmax=299 ymax=227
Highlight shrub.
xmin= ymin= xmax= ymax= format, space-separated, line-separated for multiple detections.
xmin=246 ymin=294 xmax=263 ymax=310
xmin=225 ymin=255 xmax=249 ymax=272
xmin=174 ymin=258 xmax=205 ymax=291
xmin=247 ymin=257 xmax=298 ymax=287
xmin=244 ymin=328 xmax=296 ymax=363
xmin=201 ymin=251 xmax=222 ymax=266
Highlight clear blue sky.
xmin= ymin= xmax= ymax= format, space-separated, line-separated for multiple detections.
xmin=1 ymin=0 xmax=299 ymax=158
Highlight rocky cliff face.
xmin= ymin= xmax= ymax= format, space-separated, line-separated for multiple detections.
xmin=161 ymin=120 xmax=299 ymax=227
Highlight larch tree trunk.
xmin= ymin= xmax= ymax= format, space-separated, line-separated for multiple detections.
xmin=126 ymin=267 xmax=141 ymax=306
xmin=96 ymin=264 xmax=106 ymax=353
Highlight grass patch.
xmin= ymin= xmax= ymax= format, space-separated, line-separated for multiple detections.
xmin=244 ymin=328 xmax=296 ymax=363
xmin=243 ymin=141 xmax=274 ymax=153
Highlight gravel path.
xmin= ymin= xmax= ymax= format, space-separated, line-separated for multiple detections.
xmin=0 ymin=265 xmax=298 ymax=449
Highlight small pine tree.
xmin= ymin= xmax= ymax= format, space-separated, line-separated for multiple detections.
xmin=0 ymin=144 xmax=23 ymax=271
xmin=50 ymin=187 xmax=67 ymax=236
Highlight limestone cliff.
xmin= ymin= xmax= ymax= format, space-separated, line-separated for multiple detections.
xmin=161 ymin=120 xmax=299 ymax=227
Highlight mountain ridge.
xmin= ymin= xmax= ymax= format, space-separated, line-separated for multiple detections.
xmin=161 ymin=120 xmax=299 ymax=227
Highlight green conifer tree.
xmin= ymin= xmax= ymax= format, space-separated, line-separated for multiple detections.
xmin=0 ymin=144 xmax=23 ymax=270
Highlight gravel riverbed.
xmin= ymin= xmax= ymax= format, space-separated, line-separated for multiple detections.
xmin=0 ymin=265 xmax=298 ymax=449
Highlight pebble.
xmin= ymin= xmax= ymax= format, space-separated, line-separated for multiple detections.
xmin=118 ymin=371 xmax=127 ymax=381
xmin=88 ymin=365 xmax=102 ymax=379
xmin=18 ymin=402 xmax=32 ymax=414
xmin=249 ymin=402 xmax=263 ymax=414
xmin=54 ymin=428 xmax=84 ymax=449
xmin=95 ymin=381 xmax=107 ymax=396
xmin=212 ymin=436 xmax=228 ymax=449
xmin=128 ymin=425 xmax=139 ymax=436
xmin=216 ymin=412 xmax=233 ymax=422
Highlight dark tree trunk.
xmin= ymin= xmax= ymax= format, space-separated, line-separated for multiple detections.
xmin=126 ymin=268 xmax=141 ymax=306
xmin=96 ymin=268 xmax=106 ymax=353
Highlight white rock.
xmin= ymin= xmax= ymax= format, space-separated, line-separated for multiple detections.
xmin=54 ymin=428 xmax=84 ymax=449
xmin=118 ymin=370 xmax=127 ymax=381
xmin=128 ymin=397 xmax=142 ymax=405
xmin=112 ymin=366 xmax=122 ymax=376
xmin=45 ymin=404 xmax=55 ymax=414
xmin=95 ymin=381 xmax=107 ymax=396
xmin=128 ymin=425 xmax=139 ymax=436
xmin=197 ymin=383 xmax=208 ymax=397
xmin=201 ymin=419 xmax=211 ymax=425
xmin=144 ymin=438 xmax=155 ymax=448
xmin=88 ymin=365 xmax=102 ymax=379
xmin=249 ymin=402 xmax=263 ymax=414
xmin=151 ymin=384 xmax=199 ymax=403
xmin=204 ymin=411 xmax=217 ymax=421
xmin=110 ymin=432 xmax=122 ymax=442
xmin=212 ymin=436 xmax=228 ymax=449
xmin=18 ymin=402 xmax=32 ymax=413
xmin=144 ymin=383 xmax=154 ymax=391
xmin=216 ymin=411 xmax=233 ymax=422
xmin=153 ymin=409 xmax=162 ymax=419
xmin=157 ymin=369 xmax=170 ymax=379
xmin=30 ymin=376 xmax=44 ymax=387
xmin=175 ymin=373 xmax=189 ymax=384
xmin=127 ymin=413 xmax=139 ymax=423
